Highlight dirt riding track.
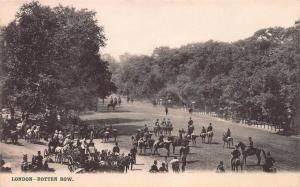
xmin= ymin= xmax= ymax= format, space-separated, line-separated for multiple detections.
xmin=1 ymin=100 xmax=299 ymax=173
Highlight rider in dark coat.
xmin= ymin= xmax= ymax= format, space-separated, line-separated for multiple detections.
xmin=248 ymin=137 xmax=254 ymax=149
xmin=201 ymin=127 xmax=206 ymax=133
xmin=207 ymin=123 xmax=213 ymax=132
xmin=226 ymin=128 xmax=231 ymax=137
xmin=113 ymin=142 xmax=120 ymax=154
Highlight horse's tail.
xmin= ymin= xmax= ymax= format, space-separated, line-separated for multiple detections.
xmin=261 ymin=149 xmax=267 ymax=160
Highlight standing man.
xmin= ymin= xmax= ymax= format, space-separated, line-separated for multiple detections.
xmin=165 ymin=107 xmax=168 ymax=116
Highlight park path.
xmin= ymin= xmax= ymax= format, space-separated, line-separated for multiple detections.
xmin=1 ymin=99 xmax=299 ymax=174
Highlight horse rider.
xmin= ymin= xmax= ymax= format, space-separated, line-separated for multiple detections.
xmin=178 ymin=129 xmax=185 ymax=139
xmin=114 ymin=97 xmax=118 ymax=105
xmin=201 ymin=126 xmax=206 ymax=134
xmin=231 ymin=145 xmax=241 ymax=169
xmin=188 ymin=117 xmax=193 ymax=126
xmin=58 ymin=131 xmax=64 ymax=146
xmin=159 ymin=162 xmax=168 ymax=172
xmin=216 ymin=161 xmax=225 ymax=173
xmin=110 ymin=97 xmax=114 ymax=105
xmin=207 ymin=123 xmax=213 ymax=132
xmin=149 ymin=160 xmax=159 ymax=173
xmin=63 ymin=134 xmax=72 ymax=146
xmin=248 ymin=137 xmax=254 ymax=151
xmin=263 ymin=152 xmax=276 ymax=172
xmin=113 ymin=142 xmax=120 ymax=154
xmin=226 ymin=128 xmax=231 ymax=137
xmin=158 ymin=135 xmax=164 ymax=146
xmin=48 ymin=137 xmax=56 ymax=153
xmin=144 ymin=124 xmax=148 ymax=132
xmin=53 ymin=130 xmax=59 ymax=141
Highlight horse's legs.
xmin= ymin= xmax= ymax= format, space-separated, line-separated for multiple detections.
xmin=257 ymin=153 xmax=261 ymax=165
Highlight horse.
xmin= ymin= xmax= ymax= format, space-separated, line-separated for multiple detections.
xmin=200 ymin=133 xmax=206 ymax=143
xmin=231 ymin=157 xmax=243 ymax=172
xmin=153 ymin=140 xmax=171 ymax=156
xmin=100 ymin=129 xmax=117 ymax=142
xmin=54 ymin=144 xmax=72 ymax=164
xmin=167 ymin=136 xmax=190 ymax=154
xmin=137 ymin=138 xmax=155 ymax=154
xmin=107 ymin=101 xmax=117 ymax=111
xmin=207 ymin=131 xmax=214 ymax=144
xmin=222 ymin=133 xmax=233 ymax=148
xmin=1 ymin=129 xmax=18 ymax=144
xmin=236 ymin=141 xmax=267 ymax=166
xmin=186 ymin=133 xmax=198 ymax=144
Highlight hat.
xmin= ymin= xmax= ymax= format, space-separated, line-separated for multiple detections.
xmin=66 ymin=134 xmax=71 ymax=137
xmin=55 ymin=130 xmax=58 ymax=133
xmin=59 ymin=131 xmax=62 ymax=134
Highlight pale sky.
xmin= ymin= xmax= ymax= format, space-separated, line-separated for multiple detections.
xmin=0 ymin=0 xmax=299 ymax=59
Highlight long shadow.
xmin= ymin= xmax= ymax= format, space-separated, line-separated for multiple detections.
xmin=189 ymin=145 xmax=201 ymax=148
xmin=131 ymin=169 xmax=142 ymax=171
xmin=33 ymin=141 xmax=47 ymax=145
xmin=4 ymin=142 xmax=24 ymax=146
xmin=205 ymin=142 xmax=220 ymax=145
xmin=134 ymin=163 xmax=145 ymax=166
xmin=187 ymin=160 xmax=200 ymax=164
xmin=98 ymin=110 xmax=132 ymax=113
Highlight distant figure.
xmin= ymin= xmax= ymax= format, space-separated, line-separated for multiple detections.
xmin=118 ymin=96 xmax=122 ymax=106
xmin=127 ymin=96 xmax=130 ymax=103
xmin=165 ymin=107 xmax=168 ymax=115
xmin=216 ymin=161 xmax=225 ymax=173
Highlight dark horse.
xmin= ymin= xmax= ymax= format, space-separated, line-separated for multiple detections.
xmin=1 ymin=129 xmax=18 ymax=144
xmin=236 ymin=141 xmax=267 ymax=166
xmin=167 ymin=136 xmax=190 ymax=154
xmin=153 ymin=140 xmax=171 ymax=156
xmin=107 ymin=100 xmax=117 ymax=111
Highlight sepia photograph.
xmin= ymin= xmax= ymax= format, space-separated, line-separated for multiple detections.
xmin=0 ymin=0 xmax=299 ymax=187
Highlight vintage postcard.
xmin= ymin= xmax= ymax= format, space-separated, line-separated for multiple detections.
xmin=0 ymin=0 xmax=299 ymax=187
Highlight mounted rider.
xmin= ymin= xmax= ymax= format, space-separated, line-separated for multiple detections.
xmin=226 ymin=128 xmax=231 ymax=137
xmin=58 ymin=131 xmax=64 ymax=146
xmin=207 ymin=123 xmax=213 ymax=132
xmin=187 ymin=117 xmax=194 ymax=135
xmin=231 ymin=145 xmax=241 ymax=169
xmin=110 ymin=97 xmax=114 ymax=105
xmin=143 ymin=124 xmax=148 ymax=132
xmin=201 ymin=126 xmax=206 ymax=134
xmin=158 ymin=135 xmax=164 ymax=146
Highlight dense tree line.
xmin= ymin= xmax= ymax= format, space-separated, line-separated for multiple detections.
xmin=0 ymin=2 xmax=116 ymax=127
xmin=111 ymin=24 xmax=300 ymax=130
